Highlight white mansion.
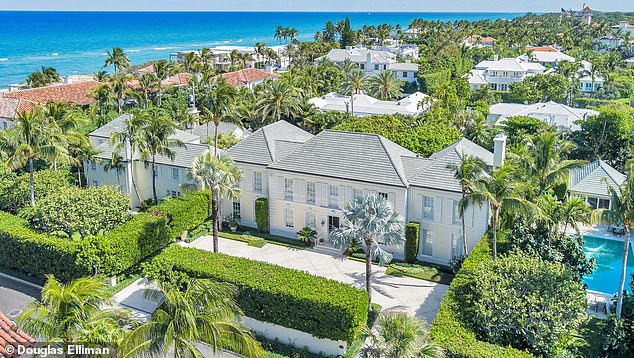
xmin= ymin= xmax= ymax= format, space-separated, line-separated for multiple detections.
xmin=85 ymin=116 xmax=497 ymax=264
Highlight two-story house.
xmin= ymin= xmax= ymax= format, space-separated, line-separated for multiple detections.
xmin=467 ymin=57 xmax=546 ymax=91
xmin=226 ymin=120 xmax=496 ymax=264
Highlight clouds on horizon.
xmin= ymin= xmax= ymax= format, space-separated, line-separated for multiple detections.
xmin=0 ymin=0 xmax=633 ymax=12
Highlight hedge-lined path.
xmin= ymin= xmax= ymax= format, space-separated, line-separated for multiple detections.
xmin=186 ymin=237 xmax=449 ymax=325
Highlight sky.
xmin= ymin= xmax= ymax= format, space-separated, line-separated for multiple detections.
xmin=0 ymin=0 xmax=633 ymax=12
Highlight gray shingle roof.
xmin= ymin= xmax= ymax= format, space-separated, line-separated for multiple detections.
xmin=408 ymin=138 xmax=494 ymax=192
xmin=269 ymin=130 xmax=417 ymax=187
xmin=95 ymin=141 xmax=214 ymax=169
xmin=90 ymin=114 xmax=131 ymax=138
xmin=569 ymin=160 xmax=626 ymax=197
xmin=227 ymin=120 xmax=313 ymax=166
xmin=189 ymin=122 xmax=251 ymax=142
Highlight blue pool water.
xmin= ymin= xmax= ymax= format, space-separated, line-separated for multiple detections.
xmin=0 ymin=11 xmax=524 ymax=87
xmin=583 ymin=235 xmax=634 ymax=294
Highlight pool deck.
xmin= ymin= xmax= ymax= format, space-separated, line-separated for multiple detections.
xmin=579 ymin=225 xmax=628 ymax=242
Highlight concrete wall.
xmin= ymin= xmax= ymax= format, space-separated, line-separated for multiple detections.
xmin=242 ymin=316 xmax=347 ymax=356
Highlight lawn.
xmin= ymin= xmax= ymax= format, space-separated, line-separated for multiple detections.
xmin=187 ymin=222 xmax=307 ymax=250
xmin=385 ymin=262 xmax=454 ymax=285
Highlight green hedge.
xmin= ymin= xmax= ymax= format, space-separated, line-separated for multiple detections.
xmin=255 ymin=198 xmax=269 ymax=233
xmin=143 ymin=245 xmax=368 ymax=343
xmin=0 ymin=192 xmax=212 ymax=281
xmin=404 ymin=222 xmax=420 ymax=263
xmin=152 ymin=192 xmax=211 ymax=240
xmin=429 ymin=233 xmax=534 ymax=357
xmin=0 ymin=211 xmax=91 ymax=281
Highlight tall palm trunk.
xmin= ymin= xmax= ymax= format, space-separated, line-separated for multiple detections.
xmin=365 ymin=237 xmax=373 ymax=312
xmin=350 ymin=93 xmax=355 ymax=116
xmin=152 ymin=156 xmax=158 ymax=205
xmin=77 ymin=166 xmax=82 ymax=187
xmin=616 ymin=229 xmax=631 ymax=318
xmin=214 ymin=123 xmax=219 ymax=157
xmin=461 ymin=191 xmax=469 ymax=256
xmin=492 ymin=207 xmax=498 ymax=259
xmin=29 ymin=158 xmax=35 ymax=206
xmin=212 ymin=192 xmax=219 ymax=253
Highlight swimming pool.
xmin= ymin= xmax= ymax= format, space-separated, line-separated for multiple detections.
xmin=583 ymin=235 xmax=634 ymax=294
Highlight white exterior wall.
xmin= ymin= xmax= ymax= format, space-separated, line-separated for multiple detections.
xmin=388 ymin=69 xmax=418 ymax=83
xmin=407 ymin=187 xmax=489 ymax=265
xmin=222 ymin=163 xmax=270 ymax=228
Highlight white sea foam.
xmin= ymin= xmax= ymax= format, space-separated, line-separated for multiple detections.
xmin=0 ymin=58 xmax=8 ymax=62
xmin=127 ymin=49 xmax=140 ymax=53
xmin=51 ymin=53 xmax=59 ymax=56
xmin=153 ymin=47 xmax=172 ymax=51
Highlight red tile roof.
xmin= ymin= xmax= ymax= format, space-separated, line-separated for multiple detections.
xmin=0 ymin=312 xmax=34 ymax=357
xmin=582 ymin=6 xmax=593 ymax=12
xmin=3 ymin=81 xmax=100 ymax=106
xmin=160 ymin=73 xmax=192 ymax=88
xmin=213 ymin=68 xmax=280 ymax=87
xmin=528 ymin=45 xmax=559 ymax=52
xmin=465 ymin=36 xmax=496 ymax=43
xmin=0 ymin=97 xmax=36 ymax=119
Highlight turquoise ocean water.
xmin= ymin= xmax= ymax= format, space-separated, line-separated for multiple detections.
xmin=0 ymin=11 xmax=523 ymax=87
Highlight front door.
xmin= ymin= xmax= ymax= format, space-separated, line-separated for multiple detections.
xmin=328 ymin=216 xmax=340 ymax=233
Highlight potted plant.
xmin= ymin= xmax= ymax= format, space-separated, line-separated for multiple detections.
xmin=297 ymin=226 xmax=318 ymax=248
xmin=225 ymin=213 xmax=240 ymax=232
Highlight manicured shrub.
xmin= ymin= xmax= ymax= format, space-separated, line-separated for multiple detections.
xmin=0 ymin=169 xmax=73 ymax=214
xmin=0 ymin=211 xmax=91 ymax=281
xmin=404 ymin=222 xmax=420 ymax=263
xmin=255 ymin=198 xmax=269 ymax=233
xmin=143 ymin=245 xmax=368 ymax=343
xmin=152 ymin=192 xmax=211 ymax=240
xmin=81 ymin=212 xmax=169 ymax=277
xmin=27 ymin=186 xmax=130 ymax=238
xmin=429 ymin=234 xmax=534 ymax=358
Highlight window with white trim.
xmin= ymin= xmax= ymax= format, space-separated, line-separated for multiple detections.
xmin=233 ymin=201 xmax=241 ymax=219
xmin=285 ymin=208 xmax=294 ymax=228
xmin=329 ymin=185 xmax=339 ymax=208
xmin=422 ymin=196 xmax=434 ymax=220
xmin=378 ymin=192 xmax=389 ymax=201
xmin=306 ymin=182 xmax=316 ymax=204
xmin=452 ymin=199 xmax=461 ymax=225
xmin=253 ymin=171 xmax=263 ymax=192
xmin=90 ymin=161 xmax=97 ymax=171
xmin=421 ymin=229 xmax=433 ymax=256
xmin=451 ymin=233 xmax=463 ymax=258
xmin=354 ymin=188 xmax=363 ymax=200
xmin=305 ymin=211 xmax=316 ymax=229
xmin=172 ymin=168 xmax=180 ymax=181
xmin=284 ymin=178 xmax=293 ymax=201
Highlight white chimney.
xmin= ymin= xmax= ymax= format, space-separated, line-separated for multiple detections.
xmin=493 ymin=132 xmax=507 ymax=168
xmin=493 ymin=54 xmax=499 ymax=61
xmin=367 ymin=52 xmax=373 ymax=66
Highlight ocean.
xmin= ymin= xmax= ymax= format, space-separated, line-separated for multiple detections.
xmin=0 ymin=11 xmax=524 ymax=87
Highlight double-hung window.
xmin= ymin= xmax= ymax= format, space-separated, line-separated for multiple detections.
xmin=305 ymin=211 xmax=316 ymax=229
xmin=232 ymin=201 xmax=241 ymax=219
xmin=284 ymin=178 xmax=293 ymax=201
xmin=329 ymin=185 xmax=339 ymax=208
xmin=422 ymin=196 xmax=434 ymax=220
xmin=306 ymin=182 xmax=316 ymax=204
xmin=354 ymin=188 xmax=363 ymax=201
xmin=172 ymin=168 xmax=180 ymax=181
xmin=421 ymin=229 xmax=433 ymax=256
xmin=285 ymin=208 xmax=294 ymax=228
xmin=452 ymin=200 xmax=461 ymax=225
xmin=253 ymin=171 xmax=263 ymax=192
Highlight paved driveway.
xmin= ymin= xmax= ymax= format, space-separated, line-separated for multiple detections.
xmin=0 ymin=274 xmax=40 ymax=320
xmin=186 ymin=237 xmax=448 ymax=325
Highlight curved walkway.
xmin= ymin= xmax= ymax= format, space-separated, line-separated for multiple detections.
xmin=185 ymin=237 xmax=449 ymax=325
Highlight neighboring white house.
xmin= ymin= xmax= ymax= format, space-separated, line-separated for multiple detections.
xmin=315 ymin=47 xmax=418 ymax=82
xmin=569 ymin=160 xmax=626 ymax=210
xmin=309 ymin=92 xmax=431 ymax=117
xmin=371 ymin=44 xmax=420 ymax=59
xmin=488 ymin=101 xmax=598 ymax=132
xmin=578 ymin=60 xmax=605 ymax=93
xmin=461 ymin=36 xmax=496 ymax=48
xmin=226 ymin=120 xmax=497 ymax=265
xmin=211 ymin=68 xmax=280 ymax=90
xmin=85 ymin=114 xmax=214 ymax=208
xmin=467 ymin=57 xmax=546 ymax=91
xmin=169 ymin=45 xmax=291 ymax=71
xmin=518 ymin=49 xmax=575 ymax=68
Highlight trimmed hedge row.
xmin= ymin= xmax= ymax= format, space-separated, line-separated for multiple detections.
xmin=404 ymin=222 xmax=420 ymax=263
xmin=429 ymin=233 xmax=534 ymax=357
xmin=0 ymin=211 xmax=91 ymax=281
xmin=0 ymin=192 xmax=212 ymax=281
xmin=255 ymin=198 xmax=269 ymax=232
xmin=143 ymin=245 xmax=368 ymax=343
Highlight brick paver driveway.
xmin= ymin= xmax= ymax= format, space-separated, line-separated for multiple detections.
xmin=186 ymin=237 xmax=449 ymax=325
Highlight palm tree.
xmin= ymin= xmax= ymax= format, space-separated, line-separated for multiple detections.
xmin=448 ymin=154 xmax=487 ymax=256
xmin=342 ymin=68 xmax=368 ymax=116
xmin=367 ymin=71 xmax=404 ymax=101
xmin=526 ymin=132 xmax=585 ymax=196
xmin=188 ymin=152 xmax=243 ymax=253
xmin=67 ymin=134 xmax=101 ymax=186
xmin=338 ymin=58 xmax=357 ymax=74
xmin=90 ymin=83 xmax=114 ymax=115
xmin=137 ymin=108 xmax=185 ymax=205
xmin=256 ymin=79 xmax=301 ymax=126
xmin=103 ymin=152 xmax=126 ymax=188
xmin=110 ymin=73 xmax=131 ymax=114
xmin=139 ymin=73 xmax=160 ymax=109
xmin=206 ymin=77 xmax=239 ymax=155
xmin=123 ymin=279 xmax=263 ymax=358
xmin=360 ymin=312 xmax=444 ymax=358
xmin=18 ymin=275 xmax=134 ymax=353
xmin=465 ymin=166 xmax=537 ymax=259
xmin=5 ymin=107 xmax=68 ymax=206
xmin=591 ymin=162 xmax=634 ymax=319
xmin=110 ymin=114 xmax=145 ymax=204
xmin=329 ymin=194 xmax=404 ymax=311
xmin=559 ymin=195 xmax=591 ymax=235
xmin=104 ymin=47 xmax=131 ymax=74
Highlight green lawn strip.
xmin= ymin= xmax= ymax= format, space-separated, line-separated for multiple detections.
xmin=348 ymin=252 xmax=454 ymax=285
xmin=343 ymin=303 xmax=381 ymax=358
xmin=218 ymin=229 xmax=306 ymax=250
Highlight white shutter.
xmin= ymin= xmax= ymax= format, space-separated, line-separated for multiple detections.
xmin=298 ymin=179 xmax=306 ymax=203
xmin=315 ymin=183 xmax=322 ymax=206
xmin=465 ymin=204 xmax=474 ymax=228
xmin=415 ymin=194 xmax=423 ymax=219
xmin=321 ymin=183 xmax=329 ymax=206
xmin=444 ymin=199 xmax=454 ymax=224
xmin=363 ymin=189 xmax=370 ymax=198
xmin=277 ymin=176 xmax=284 ymax=200
xmin=293 ymin=179 xmax=300 ymax=202
xmin=434 ymin=197 xmax=442 ymax=223
xmin=263 ymin=172 xmax=268 ymax=194
xmin=246 ymin=169 xmax=253 ymax=192
xmin=338 ymin=185 xmax=345 ymax=209
xmin=388 ymin=192 xmax=395 ymax=209
xmin=346 ymin=186 xmax=353 ymax=206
